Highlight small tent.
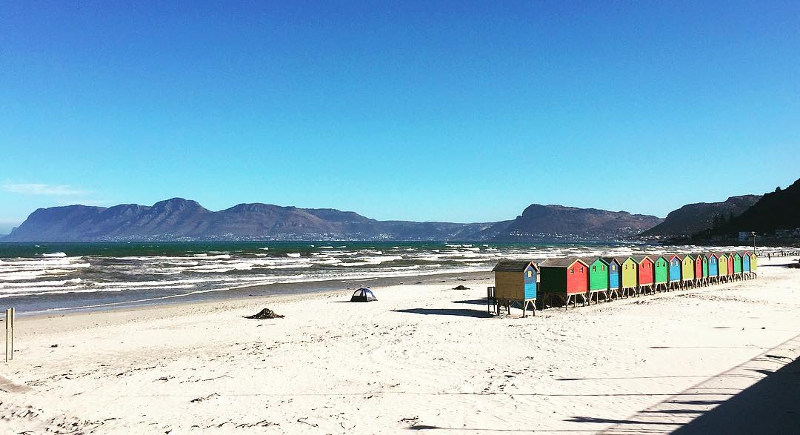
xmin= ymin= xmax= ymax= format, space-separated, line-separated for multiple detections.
xmin=350 ymin=288 xmax=377 ymax=302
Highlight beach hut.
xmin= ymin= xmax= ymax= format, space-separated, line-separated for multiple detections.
xmin=617 ymin=257 xmax=638 ymax=298
xmin=584 ymin=257 xmax=610 ymax=304
xmin=635 ymin=255 xmax=655 ymax=295
xmin=702 ymin=254 xmax=710 ymax=286
xmin=749 ymin=252 xmax=758 ymax=277
xmin=653 ymin=255 xmax=669 ymax=292
xmin=742 ymin=251 xmax=752 ymax=279
xmin=667 ymin=254 xmax=682 ymax=290
xmin=540 ymin=258 xmax=590 ymax=308
xmin=682 ymin=254 xmax=696 ymax=288
xmin=603 ymin=257 xmax=622 ymax=299
xmin=718 ymin=253 xmax=729 ymax=283
xmin=491 ymin=261 xmax=539 ymax=316
xmin=725 ymin=253 xmax=735 ymax=280
xmin=732 ymin=252 xmax=743 ymax=280
xmin=693 ymin=254 xmax=704 ymax=287
xmin=708 ymin=253 xmax=720 ymax=283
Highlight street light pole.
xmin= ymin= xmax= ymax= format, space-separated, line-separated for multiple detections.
xmin=751 ymin=231 xmax=756 ymax=255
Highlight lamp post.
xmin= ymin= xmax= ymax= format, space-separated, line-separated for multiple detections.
xmin=751 ymin=231 xmax=756 ymax=255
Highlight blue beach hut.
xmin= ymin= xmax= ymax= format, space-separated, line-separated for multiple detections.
xmin=742 ymin=251 xmax=752 ymax=278
xmin=602 ymin=257 xmax=622 ymax=299
xmin=708 ymin=253 xmax=719 ymax=283
xmin=667 ymin=254 xmax=682 ymax=289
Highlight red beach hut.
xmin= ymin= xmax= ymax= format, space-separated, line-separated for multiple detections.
xmin=635 ymin=255 xmax=655 ymax=295
xmin=539 ymin=258 xmax=590 ymax=309
xmin=694 ymin=254 xmax=705 ymax=287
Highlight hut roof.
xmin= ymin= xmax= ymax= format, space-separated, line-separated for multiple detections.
xmin=492 ymin=260 xmax=536 ymax=272
xmin=609 ymin=255 xmax=636 ymax=265
xmin=634 ymin=255 xmax=653 ymax=263
xmin=540 ymin=257 xmax=587 ymax=268
xmin=581 ymin=256 xmax=609 ymax=266
xmin=602 ymin=256 xmax=622 ymax=265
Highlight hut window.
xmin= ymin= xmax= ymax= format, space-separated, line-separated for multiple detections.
xmin=602 ymin=265 xmax=606 ymax=271
xmin=611 ymin=265 xmax=616 ymax=271
xmin=570 ymin=268 xmax=574 ymax=274
xmin=592 ymin=266 xmax=596 ymax=272
xmin=580 ymin=267 xmax=584 ymax=273
xmin=527 ymin=270 xmax=532 ymax=278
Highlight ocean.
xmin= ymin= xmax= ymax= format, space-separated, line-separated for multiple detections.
xmin=0 ymin=241 xmax=750 ymax=315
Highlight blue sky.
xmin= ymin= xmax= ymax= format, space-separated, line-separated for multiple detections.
xmin=1 ymin=1 xmax=799 ymax=233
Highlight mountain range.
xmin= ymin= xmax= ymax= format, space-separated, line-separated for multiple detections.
xmin=640 ymin=195 xmax=761 ymax=237
xmin=491 ymin=204 xmax=662 ymax=241
xmin=715 ymin=178 xmax=800 ymax=235
xmin=5 ymin=176 xmax=797 ymax=243
xmin=2 ymin=198 xmax=660 ymax=242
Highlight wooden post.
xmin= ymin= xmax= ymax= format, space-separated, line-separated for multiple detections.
xmin=10 ymin=308 xmax=13 ymax=361
xmin=5 ymin=308 xmax=13 ymax=362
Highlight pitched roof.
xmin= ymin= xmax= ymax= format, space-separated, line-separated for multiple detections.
xmin=602 ymin=256 xmax=622 ymax=265
xmin=634 ymin=255 xmax=653 ymax=263
xmin=492 ymin=260 xmax=535 ymax=272
xmin=540 ymin=257 xmax=588 ymax=268
xmin=581 ymin=256 xmax=609 ymax=266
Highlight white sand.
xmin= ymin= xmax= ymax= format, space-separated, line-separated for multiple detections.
xmin=1 ymin=257 xmax=800 ymax=433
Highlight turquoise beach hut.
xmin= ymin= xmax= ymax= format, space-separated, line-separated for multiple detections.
xmin=667 ymin=254 xmax=682 ymax=289
xmin=708 ymin=253 xmax=720 ymax=283
xmin=602 ymin=257 xmax=622 ymax=299
xmin=742 ymin=251 xmax=752 ymax=278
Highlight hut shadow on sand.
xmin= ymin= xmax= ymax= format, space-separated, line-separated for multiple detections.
xmin=393 ymin=308 xmax=492 ymax=318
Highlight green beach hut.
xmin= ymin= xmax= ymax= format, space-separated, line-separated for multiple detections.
xmin=653 ymin=254 xmax=669 ymax=292
xmin=732 ymin=252 xmax=743 ymax=280
xmin=584 ymin=257 xmax=610 ymax=304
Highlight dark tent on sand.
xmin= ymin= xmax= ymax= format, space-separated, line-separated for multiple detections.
xmin=350 ymin=288 xmax=377 ymax=302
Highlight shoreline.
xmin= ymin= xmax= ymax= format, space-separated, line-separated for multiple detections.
xmin=12 ymin=270 xmax=492 ymax=319
xmin=1 ymin=257 xmax=799 ymax=432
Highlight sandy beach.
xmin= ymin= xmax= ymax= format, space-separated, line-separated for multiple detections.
xmin=1 ymin=256 xmax=799 ymax=433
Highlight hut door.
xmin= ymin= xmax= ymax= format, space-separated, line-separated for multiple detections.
xmin=524 ymin=267 xmax=537 ymax=299
xmin=609 ymin=264 xmax=619 ymax=288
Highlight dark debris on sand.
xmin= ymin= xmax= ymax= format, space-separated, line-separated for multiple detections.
xmin=452 ymin=285 xmax=470 ymax=290
xmin=244 ymin=308 xmax=284 ymax=319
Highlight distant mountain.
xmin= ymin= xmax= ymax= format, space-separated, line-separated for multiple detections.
xmin=492 ymin=204 xmax=662 ymax=242
xmin=640 ymin=195 xmax=761 ymax=237
xmin=716 ymin=178 xmax=800 ymax=234
xmin=2 ymin=198 xmax=664 ymax=243
xmin=2 ymin=198 xmax=497 ymax=242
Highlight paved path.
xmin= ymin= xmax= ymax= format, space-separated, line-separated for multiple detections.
xmin=602 ymin=333 xmax=800 ymax=434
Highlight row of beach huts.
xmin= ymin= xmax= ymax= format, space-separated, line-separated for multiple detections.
xmin=489 ymin=252 xmax=758 ymax=316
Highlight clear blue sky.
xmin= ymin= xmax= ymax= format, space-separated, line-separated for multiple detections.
xmin=2 ymin=1 xmax=799 ymax=233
